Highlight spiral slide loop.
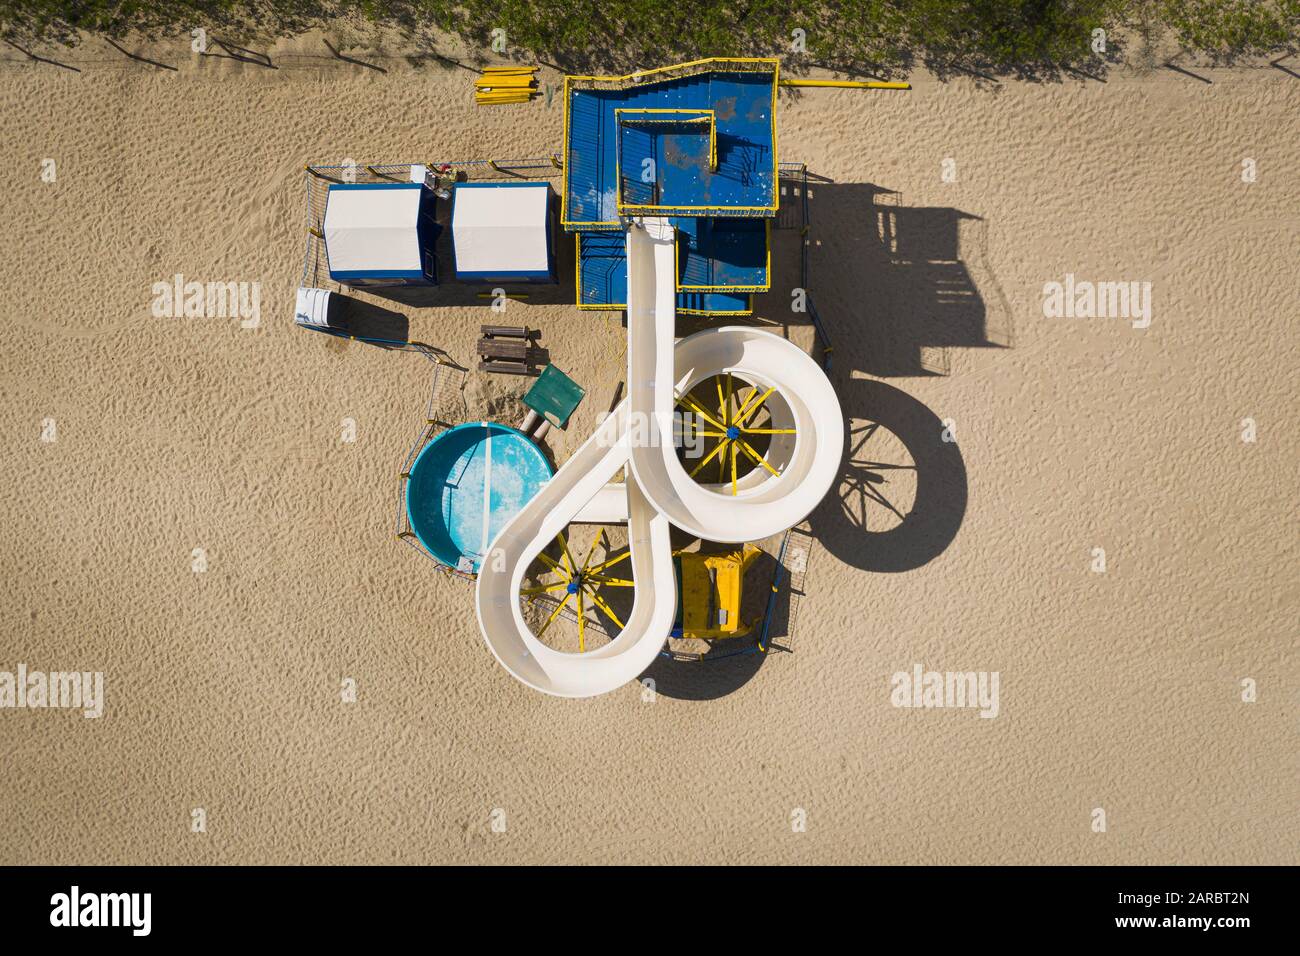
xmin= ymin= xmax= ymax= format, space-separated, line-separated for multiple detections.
xmin=475 ymin=219 xmax=843 ymax=696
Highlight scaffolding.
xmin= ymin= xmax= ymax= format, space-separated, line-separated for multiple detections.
xmin=777 ymin=161 xmax=833 ymax=371
xmin=346 ymin=159 xmax=825 ymax=661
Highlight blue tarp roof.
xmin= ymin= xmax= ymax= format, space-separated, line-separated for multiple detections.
xmin=675 ymin=217 xmax=769 ymax=291
xmin=577 ymin=233 xmax=751 ymax=314
xmin=564 ymin=70 xmax=777 ymax=227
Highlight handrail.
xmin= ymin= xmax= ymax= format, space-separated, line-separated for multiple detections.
xmin=569 ymin=56 xmax=778 ymax=85
xmin=781 ymin=79 xmax=911 ymax=90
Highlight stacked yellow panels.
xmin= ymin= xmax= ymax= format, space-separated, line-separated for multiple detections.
xmin=476 ymin=66 xmax=540 ymax=105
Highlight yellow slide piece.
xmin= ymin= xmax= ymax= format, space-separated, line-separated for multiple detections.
xmin=476 ymin=92 xmax=537 ymax=102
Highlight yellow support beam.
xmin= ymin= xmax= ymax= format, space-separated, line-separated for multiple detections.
xmin=476 ymin=92 xmax=537 ymax=103
xmin=476 ymin=65 xmax=539 ymax=106
xmin=475 ymin=75 xmax=537 ymax=89
xmin=780 ymin=79 xmax=911 ymax=90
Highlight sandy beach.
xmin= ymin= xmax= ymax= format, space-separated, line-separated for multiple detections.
xmin=0 ymin=30 xmax=1296 ymax=865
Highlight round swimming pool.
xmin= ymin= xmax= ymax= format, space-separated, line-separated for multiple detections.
xmin=405 ymin=423 xmax=554 ymax=573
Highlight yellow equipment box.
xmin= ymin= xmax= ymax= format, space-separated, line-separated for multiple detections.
xmin=673 ymin=545 xmax=762 ymax=639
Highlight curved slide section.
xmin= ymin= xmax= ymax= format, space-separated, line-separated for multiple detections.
xmin=475 ymin=217 xmax=843 ymax=698
xmin=626 ymin=217 xmax=844 ymax=543
xmin=475 ymin=404 xmax=676 ymax=697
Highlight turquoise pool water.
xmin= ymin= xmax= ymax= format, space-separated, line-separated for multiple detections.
xmin=406 ymin=423 xmax=554 ymax=573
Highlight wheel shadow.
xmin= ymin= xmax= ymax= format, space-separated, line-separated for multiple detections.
xmin=810 ymin=377 xmax=967 ymax=573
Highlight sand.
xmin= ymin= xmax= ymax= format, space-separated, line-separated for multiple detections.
xmin=0 ymin=30 xmax=1296 ymax=865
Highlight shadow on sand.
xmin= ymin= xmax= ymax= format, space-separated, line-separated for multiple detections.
xmin=758 ymin=180 xmax=1013 ymax=376
xmin=810 ymin=377 xmax=967 ymax=574
xmin=639 ymin=647 xmax=767 ymax=701
xmin=335 ymin=296 xmax=410 ymax=343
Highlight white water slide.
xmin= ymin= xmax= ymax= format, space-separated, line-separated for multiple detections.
xmin=474 ymin=218 xmax=843 ymax=696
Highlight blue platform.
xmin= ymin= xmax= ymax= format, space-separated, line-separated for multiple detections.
xmin=617 ymin=110 xmax=715 ymax=208
xmin=564 ymin=69 xmax=777 ymax=228
xmin=576 ymin=233 xmax=750 ymax=314
xmin=675 ymin=217 xmax=769 ymax=291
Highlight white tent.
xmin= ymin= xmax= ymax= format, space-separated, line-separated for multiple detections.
xmin=451 ymin=182 xmax=554 ymax=282
xmin=323 ymin=183 xmax=434 ymax=282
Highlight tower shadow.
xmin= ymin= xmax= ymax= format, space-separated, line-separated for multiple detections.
xmin=761 ymin=181 xmax=1013 ymax=376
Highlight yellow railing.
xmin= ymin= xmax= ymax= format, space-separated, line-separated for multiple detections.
xmin=614 ymin=108 xmax=717 ymax=209
xmin=568 ymin=56 xmax=778 ymax=91
xmin=615 ymin=108 xmax=716 ymax=172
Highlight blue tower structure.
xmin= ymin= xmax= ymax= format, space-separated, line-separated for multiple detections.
xmin=562 ymin=58 xmax=780 ymax=316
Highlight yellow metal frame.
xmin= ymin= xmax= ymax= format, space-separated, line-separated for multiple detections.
xmin=780 ymin=79 xmax=911 ymax=90
xmin=676 ymin=371 xmax=794 ymax=494
xmin=524 ymin=530 xmax=634 ymax=652
xmin=568 ymin=57 xmax=779 ymax=85
xmin=561 ymin=58 xmax=780 ymax=229
xmin=675 ymin=219 xmax=771 ymax=293
xmin=678 ymin=300 xmax=752 ymax=317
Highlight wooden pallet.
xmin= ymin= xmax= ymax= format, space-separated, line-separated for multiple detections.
xmin=480 ymin=359 xmax=532 ymax=375
xmin=478 ymin=324 xmax=540 ymax=375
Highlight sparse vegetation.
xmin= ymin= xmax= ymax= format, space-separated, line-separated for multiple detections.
xmin=0 ymin=1 xmax=1295 ymax=73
